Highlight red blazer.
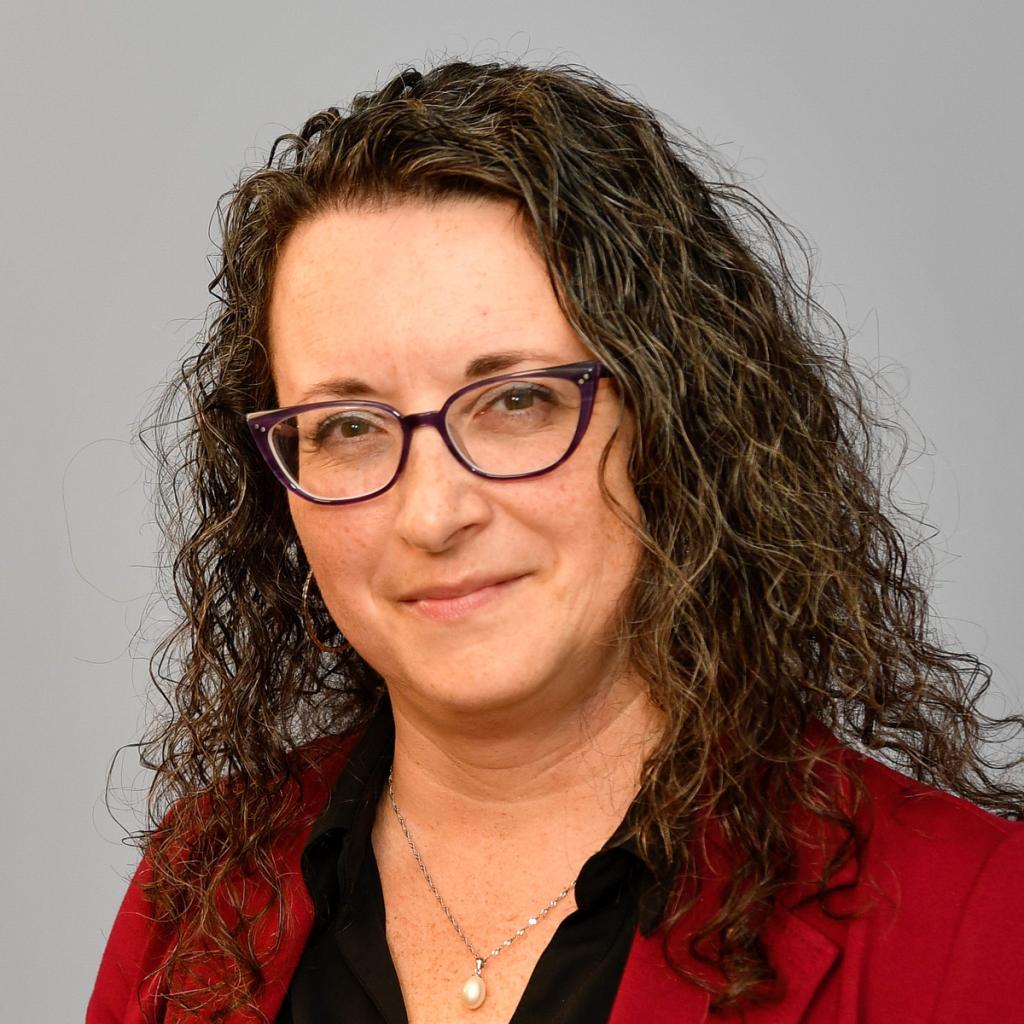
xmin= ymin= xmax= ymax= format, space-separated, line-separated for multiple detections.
xmin=88 ymin=722 xmax=1024 ymax=1023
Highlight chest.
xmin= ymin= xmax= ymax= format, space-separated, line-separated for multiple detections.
xmin=378 ymin=863 xmax=580 ymax=1024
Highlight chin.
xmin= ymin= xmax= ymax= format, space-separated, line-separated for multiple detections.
xmin=386 ymin=654 xmax=560 ymax=719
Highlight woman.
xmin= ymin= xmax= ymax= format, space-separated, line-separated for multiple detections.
xmin=89 ymin=60 xmax=1024 ymax=1023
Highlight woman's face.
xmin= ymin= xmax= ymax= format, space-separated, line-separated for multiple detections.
xmin=269 ymin=197 xmax=643 ymax=721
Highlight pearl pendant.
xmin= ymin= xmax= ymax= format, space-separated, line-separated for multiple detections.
xmin=461 ymin=971 xmax=486 ymax=1010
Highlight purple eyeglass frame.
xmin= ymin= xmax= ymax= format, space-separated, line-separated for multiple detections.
xmin=246 ymin=360 xmax=612 ymax=505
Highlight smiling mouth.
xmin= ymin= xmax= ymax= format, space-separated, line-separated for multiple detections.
xmin=400 ymin=576 xmax=526 ymax=622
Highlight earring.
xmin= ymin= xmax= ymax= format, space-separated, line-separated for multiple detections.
xmin=302 ymin=569 xmax=351 ymax=655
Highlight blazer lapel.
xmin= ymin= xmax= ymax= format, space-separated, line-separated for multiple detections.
xmin=610 ymin=905 xmax=839 ymax=1024
xmin=609 ymin=928 xmax=711 ymax=1023
xmin=172 ymin=736 xmax=356 ymax=1024
xmin=747 ymin=907 xmax=840 ymax=1022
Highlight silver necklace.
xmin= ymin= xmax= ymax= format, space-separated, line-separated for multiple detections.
xmin=386 ymin=766 xmax=577 ymax=1010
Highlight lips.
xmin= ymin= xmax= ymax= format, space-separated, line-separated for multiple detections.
xmin=399 ymin=573 xmax=525 ymax=603
xmin=398 ymin=573 xmax=527 ymax=622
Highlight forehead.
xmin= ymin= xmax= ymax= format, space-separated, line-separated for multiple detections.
xmin=267 ymin=197 xmax=588 ymax=405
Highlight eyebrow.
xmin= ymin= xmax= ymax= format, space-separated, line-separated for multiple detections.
xmin=295 ymin=348 xmax=559 ymax=404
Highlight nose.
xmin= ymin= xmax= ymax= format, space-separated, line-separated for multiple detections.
xmin=391 ymin=419 xmax=492 ymax=553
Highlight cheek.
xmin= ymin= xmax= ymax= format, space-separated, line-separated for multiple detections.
xmin=586 ymin=422 xmax=642 ymax=538
xmin=289 ymin=498 xmax=383 ymax=611
xmin=547 ymin=441 xmax=642 ymax=592
xmin=591 ymin=438 xmax=644 ymax=595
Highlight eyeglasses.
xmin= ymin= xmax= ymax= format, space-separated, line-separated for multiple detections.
xmin=247 ymin=360 xmax=613 ymax=505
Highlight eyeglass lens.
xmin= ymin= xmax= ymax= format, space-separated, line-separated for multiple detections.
xmin=269 ymin=374 xmax=585 ymax=501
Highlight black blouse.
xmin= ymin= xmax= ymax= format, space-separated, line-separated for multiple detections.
xmin=276 ymin=705 xmax=668 ymax=1024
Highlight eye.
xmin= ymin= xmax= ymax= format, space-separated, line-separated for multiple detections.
xmin=480 ymin=383 xmax=558 ymax=413
xmin=303 ymin=408 xmax=396 ymax=449
xmin=320 ymin=415 xmax=376 ymax=439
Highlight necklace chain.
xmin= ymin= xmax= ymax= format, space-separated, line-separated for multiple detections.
xmin=386 ymin=766 xmax=577 ymax=967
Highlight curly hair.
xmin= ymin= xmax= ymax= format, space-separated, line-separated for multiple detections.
xmin=133 ymin=59 xmax=1024 ymax=1019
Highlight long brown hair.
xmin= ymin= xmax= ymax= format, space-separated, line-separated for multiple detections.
xmin=134 ymin=59 xmax=1023 ymax=1019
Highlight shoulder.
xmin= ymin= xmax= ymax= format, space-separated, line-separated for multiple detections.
xmin=853 ymin=742 xmax=1024 ymax=932
xmin=849 ymin=741 xmax=1022 ymax=876
xmin=797 ymin=728 xmax=1024 ymax=1019
xmin=802 ymin=718 xmax=1020 ymax=870
xmin=86 ymin=729 xmax=362 ymax=1024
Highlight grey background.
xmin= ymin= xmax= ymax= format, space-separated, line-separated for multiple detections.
xmin=1 ymin=1 xmax=1020 ymax=1019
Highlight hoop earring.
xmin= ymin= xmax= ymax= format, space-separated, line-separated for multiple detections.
xmin=302 ymin=569 xmax=351 ymax=655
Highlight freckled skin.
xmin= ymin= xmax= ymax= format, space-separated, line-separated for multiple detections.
xmin=269 ymin=198 xmax=644 ymax=734
xmin=268 ymin=197 xmax=662 ymax=1023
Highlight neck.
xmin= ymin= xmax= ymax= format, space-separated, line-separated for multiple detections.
xmin=383 ymin=666 xmax=664 ymax=850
